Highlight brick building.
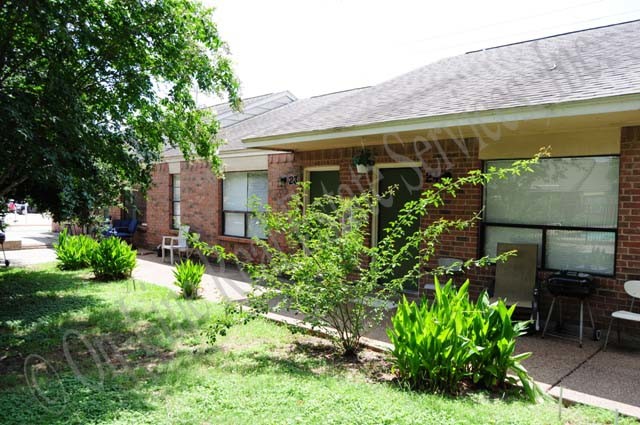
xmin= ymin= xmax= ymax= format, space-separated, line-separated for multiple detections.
xmin=131 ymin=20 xmax=640 ymax=333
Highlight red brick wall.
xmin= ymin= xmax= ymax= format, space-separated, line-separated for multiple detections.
xmin=268 ymin=138 xmax=483 ymax=285
xmin=134 ymin=163 xmax=173 ymax=249
xmin=181 ymin=161 xmax=218 ymax=243
xmin=609 ymin=126 xmax=640 ymax=333
xmin=136 ymin=127 xmax=640 ymax=335
xmin=136 ymin=160 xmax=269 ymax=262
xmin=265 ymin=129 xmax=640 ymax=334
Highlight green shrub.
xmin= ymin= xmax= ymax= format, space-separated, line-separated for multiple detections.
xmin=387 ymin=279 xmax=540 ymax=401
xmin=190 ymin=150 xmax=548 ymax=356
xmin=54 ymin=229 xmax=98 ymax=270
xmin=173 ymin=259 xmax=205 ymax=299
xmin=90 ymin=237 xmax=137 ymax=280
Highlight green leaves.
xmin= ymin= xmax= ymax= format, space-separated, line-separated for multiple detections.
xmin=188 ymin=152 xmax=548 ymax=359
xmin=0 ymin=0 xmax=240 ymax=221
xmin=243 ymin=183 xmax=381 ymax=355
xmin=54 ymin=229 xmax=98 ymax=270
xmin=89 ymin=237 xmax=137 ymax=281
xmin=173 ymin=259 xmax=205 ymax=299
xmin=387 ymin=279 xmax=542 ymax=402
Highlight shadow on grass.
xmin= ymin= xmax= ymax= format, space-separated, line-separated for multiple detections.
xmin=0 ymin=266 xmax=219 ymax=424
xmin=0 ymin=267 xmax=104 ymax=364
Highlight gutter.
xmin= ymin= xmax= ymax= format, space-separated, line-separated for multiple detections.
xmin=161 ymin=148 xmax=281 ymax=164
xmin=242 ymin=93 xmax=640 ymax=148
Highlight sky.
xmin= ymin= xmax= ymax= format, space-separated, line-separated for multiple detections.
xmin=197 ymin=0 xmax=640 ymax=105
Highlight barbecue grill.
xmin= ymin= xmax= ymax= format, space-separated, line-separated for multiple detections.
xmin=542 ymin=271 xmax=600 ymax=347
xmin=547 ymin=271 xmax=597 ymax=298
xmin=0 ymin=232 xmax=9 ymax=267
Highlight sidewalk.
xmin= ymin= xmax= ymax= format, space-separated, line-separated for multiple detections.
xmin=133 ymin=250 xmax=253 ymax=302
xmin=14 ymin=248 xmax=640 ymax=418
xmin=3 ymin=213 xmax=56 ymax=249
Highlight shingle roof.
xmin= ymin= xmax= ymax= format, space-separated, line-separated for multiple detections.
xmin=162 ymin=88 xmax=370 ymax=157
xmin=163 ymin=91 xmax=297 ymax=157
xmin=216 ymin=87 xmax=370 ymax=151
xmin=244 ymin=20 xmax=640 ymax=141
xmin=210 ymin=92 xmax=277 ymax=117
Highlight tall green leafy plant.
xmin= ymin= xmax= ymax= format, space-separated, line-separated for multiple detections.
xmin=90 ymin=237 xmax=137 ymax=281
xmin=388 ymin=279 xmax=540 ymax=401
xmin=54 ymin=229 xmax=98 ymax=270
xmin=173 ymin=259 xmax=205 ymax=299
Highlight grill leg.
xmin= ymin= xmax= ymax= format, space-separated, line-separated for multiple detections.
xmin=579 ymin=301 xmax=584 ymax=348
xmin=542 ymin=297 xmax=556 ymax=338
xmin=586 ymin=301 xmax=595 ymax=330
xmin=558 ymin=298 xmax=563 ymax=329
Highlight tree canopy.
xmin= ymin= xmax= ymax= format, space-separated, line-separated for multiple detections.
xmin=0 ymin=0 xmax=240 ymax=223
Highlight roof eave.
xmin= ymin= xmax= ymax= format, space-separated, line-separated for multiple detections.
xmin=242 ymin=93 xmax=640 ymax=148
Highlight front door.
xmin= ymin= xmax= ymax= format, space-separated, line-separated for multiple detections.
xmin=308 ymin=169 xmax=340 ymax=213
xmin=377 ymin=167 xmax=422 ymax=291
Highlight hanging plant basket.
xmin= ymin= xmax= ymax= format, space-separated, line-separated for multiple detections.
xmin=355 ymin=164 xmax=370 ymax=173
xmin=352 ymin=150 xmax=374 ymax=174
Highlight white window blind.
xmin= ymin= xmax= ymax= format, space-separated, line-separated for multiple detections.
xmin=485 ymin=157 xmax=618 ymax=227
xmin=484 ymin=156 xmax=618 ymax=275
xmin=223 ymin=171 xmax=268 ymax=238
xmin=171 ymin=174 xmax=180 ymax=229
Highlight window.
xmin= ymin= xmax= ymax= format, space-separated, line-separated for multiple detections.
xmin=483 ymin=156 xmax=618 ymax=275
xmin=171 ymin=174 xmax=180 ymax=229
xmin=222 ymin=171 xmax=268 ymax=238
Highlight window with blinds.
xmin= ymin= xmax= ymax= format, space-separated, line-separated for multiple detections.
xmin=171 ymin=174 xmax=180 ymax=229
xmin=222 ymin=171 xmax=268 ymax=238
xmin=483 ymin=156 xmax=618 ymax=275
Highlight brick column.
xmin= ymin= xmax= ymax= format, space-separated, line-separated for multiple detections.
xmin=614 ymin=126 xmax=640 ymax=316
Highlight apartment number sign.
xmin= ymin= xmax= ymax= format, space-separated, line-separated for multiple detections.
xmin=279 ymin=175 xmax=299 ymax=186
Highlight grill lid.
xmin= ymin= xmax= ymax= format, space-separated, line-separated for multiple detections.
xmin=547 ymin=270 xmax=596 ymax=297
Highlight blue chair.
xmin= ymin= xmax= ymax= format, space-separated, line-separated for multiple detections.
xmin=103 ymin=219 xmax=138 ymax=243
xmin=114 ymin=219 xmax=138 ymax=242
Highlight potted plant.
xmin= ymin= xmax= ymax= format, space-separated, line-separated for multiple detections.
xmin=352 ymin=150 xmax=374 ymax=174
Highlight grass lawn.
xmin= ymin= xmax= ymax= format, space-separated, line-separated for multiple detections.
xmin=0 ymin=265 xmax=631 ymax=425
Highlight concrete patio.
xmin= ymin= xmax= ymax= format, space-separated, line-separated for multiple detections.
xmin=9 ymin=248 xmax=640 ymax=417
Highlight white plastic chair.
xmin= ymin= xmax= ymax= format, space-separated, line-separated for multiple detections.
xmin=162 ymin=225 xmax=190 ymax=265
xmin=603 ymin=280 xmax=640 ymax=350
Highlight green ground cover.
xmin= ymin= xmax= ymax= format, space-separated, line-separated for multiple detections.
xmin=0 ymin=265 xmax=629 ymax=424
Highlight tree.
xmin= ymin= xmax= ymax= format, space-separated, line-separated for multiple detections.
xmin=193 ymin=149 xmax=550 ymax=356
xmin=0 ymin=0 xmax=240 ymax=224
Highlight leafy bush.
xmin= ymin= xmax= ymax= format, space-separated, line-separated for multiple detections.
xmin=205 ymin=302 xmax=258 ymax=343
xmin=387 ymin=279 xmax=540 ymax=401
xmin=54 ymin=229 xmax=98 ymax=270
xmin=173 ymin=259 xmax=205 ymax=299
xmin=90 ymin=237 xmax=137 ymax=280
xmin=190 ymin=150 xmax=549 ymax=356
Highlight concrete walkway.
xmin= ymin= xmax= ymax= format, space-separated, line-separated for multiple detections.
xmin=1 ymin=247 xmax=57 ymax=267
xmin=133 ymin=250 xmax=253 ymax=302
xmin=3 ymin=213 xmax=56 ymax=249
xmin=11 ymin=248 xmax=640 ymax=417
